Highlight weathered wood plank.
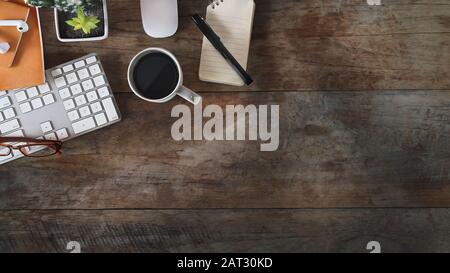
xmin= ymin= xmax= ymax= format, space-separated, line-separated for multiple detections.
xmin=39 ymin=0 xmax=450 ymax=92
xmin=1 ymin=209 xmax=450 ymax=253
xmin=0 ymin=92 xmax=449 ymax=209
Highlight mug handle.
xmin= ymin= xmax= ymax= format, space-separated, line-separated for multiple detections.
xmin=177 ymin=86 xmax=202 ymax=105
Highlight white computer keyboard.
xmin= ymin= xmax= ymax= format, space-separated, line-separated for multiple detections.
xmin=0 ymin=54 xmax=121 ymax=165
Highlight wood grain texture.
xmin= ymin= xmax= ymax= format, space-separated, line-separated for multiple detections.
xmin=39 ymin=0 xmax=450 ymax=92
xmin=1 ymin=92 xmax=449 ymax=209
xmin=2 ymin=0 xmax=450 ymax=252
xmin=1 ymin=209 xmax=450 ymax=253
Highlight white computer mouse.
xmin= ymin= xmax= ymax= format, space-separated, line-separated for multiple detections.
xmin=140 ymin=0 xmax=178 ymax=38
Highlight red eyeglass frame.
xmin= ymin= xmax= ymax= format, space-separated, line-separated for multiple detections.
xmin=0 ymin=137 xmax=63 ymax=158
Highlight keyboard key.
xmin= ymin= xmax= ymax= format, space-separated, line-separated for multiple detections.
xmin=40 ymin=121 xmax=53 ymax=133
xmin=28 ymin=144 xmax=44 ymax=153
xmin=82 ymin=80 xmax=94 ymax=91
xmin=38 ymin=83 xmax=51 ymax=94
xmin=0 ymin=96 xmax=11 ymax=109
xmin=51 ymin=69 xmax=62 ymax=77
xmin=63 ymin=99 xmax=75 ymax=110
xmin=74 ymin=60 xmax=86 ymax=68
xmin=86 ymin=91 xmax=98 ymax=102
xmin=15 ymin=91 xmax=27 ymax=102
xmin=26 ymin=87 xmax=39 ymax=98
xmin=102 ymin=98 xmax=119 ymax=121
xmin=77 ymin=68 xmax=90 ymax=80
xmin=70 ymin=84 xmax=83 ymax=95
xmin=89 ymin=64 xmax=101 ymax=75
xmin=54 ymin=77 xmax=67 ymax=88
xmin=94 ymin=113 xmax=107 ymax=126
xmin=79 ymin=106 xmax=91 ymax=117
xmin=0 ymin=97 xmax=11 ymax=109
xmin=93 ymin=75 xmax=106 ymax=87
xmin=43 ymin=94 xmax=55 ymax=105
xmin=31 ymin=98 xmax=44 ymax=109
xmin=3 ymin=108 xmax=15 ymax=119
xmin=90 ymin=101 xmax=102 ymax=113
xmin=72 ymin=117 xmax=96 ymax=134
xmin=75 ymin=95 xmax=87 ymax=106
xmin=68 ymin=110 xmax=80 ymax=121
xmin=86 ymin=56 xmax=97 ymax=64
xmin=56 ymin=128 xmax=69 ymax=140
xmin=0 ymin=112 xmax=3 ymax=122
xmin=19 ymin=102 xmax=32 ymax=113
xmin=97 ymin=87 xmax=110 ymax=98
xmin=0 ymin=119 xmax=20 ymax=134
xmin=63 ymin=64 xmax=74 ymax=72
xmin=59 ymin=88 xmax=71 ymax=99
xmin=44 ymin=132 xmax=57 ymax=141
xmin=5 ymin=129 xmax=24 ymax=137
xmin=66 ymin=72 xmax=78 ymax=84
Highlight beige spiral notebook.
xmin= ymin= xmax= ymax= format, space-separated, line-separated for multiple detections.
xmin=199 ymin=0 xmax=255 ymax=86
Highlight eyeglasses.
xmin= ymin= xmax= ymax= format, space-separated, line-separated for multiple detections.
xmin=0 ymin=137 xmax=62 ymax=158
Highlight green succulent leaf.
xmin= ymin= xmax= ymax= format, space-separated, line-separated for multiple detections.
xmin=65 ymin=7 xmax=100 ymax=34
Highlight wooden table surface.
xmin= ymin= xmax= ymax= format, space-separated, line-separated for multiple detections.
xmin=1 ymin=0 xmax=450 ymax=253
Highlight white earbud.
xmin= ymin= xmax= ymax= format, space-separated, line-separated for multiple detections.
xmin=0 ymin=42 xmax=10 ymax=54
xmin=0 ymin=20 xmax=29 ymax=33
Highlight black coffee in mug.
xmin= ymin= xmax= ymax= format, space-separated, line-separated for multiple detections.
xmin=132 ymin=52 xmax=180 ymax=100
xmin=129 ymin=48 xmax=201 ymax=105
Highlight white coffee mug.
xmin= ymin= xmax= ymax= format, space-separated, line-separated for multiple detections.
xmin=127 ymin=48 xmax=201 ymax=105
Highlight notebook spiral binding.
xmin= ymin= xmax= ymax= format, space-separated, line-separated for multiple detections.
xmin=208 ymin=0 xmax=224 ymax=9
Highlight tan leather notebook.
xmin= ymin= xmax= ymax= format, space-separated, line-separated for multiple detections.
xmin=0 ymin=1 xmax=30 ymax=68
xmin=0 ymin=0 xmax=45 ymax=91
xmin=199 ymin=0 xmax=255 ymax=86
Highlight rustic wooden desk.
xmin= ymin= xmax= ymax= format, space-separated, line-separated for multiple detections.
xmin=1 ymin=0 xmax=449 ymax=252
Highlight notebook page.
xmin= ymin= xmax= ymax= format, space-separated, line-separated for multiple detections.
xmin=199 ymin=0 xmax=255 ymax=86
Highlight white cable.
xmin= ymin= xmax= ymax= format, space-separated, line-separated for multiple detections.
xmin=0 ymin=20 xmax=29 ymax=33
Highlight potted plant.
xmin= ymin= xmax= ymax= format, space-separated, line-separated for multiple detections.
xmin=25 ymin=0 xmax=108 ymax=42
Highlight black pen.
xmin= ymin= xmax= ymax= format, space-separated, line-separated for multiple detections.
xmin=192 ymin=14 xmax=254 ymax=86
